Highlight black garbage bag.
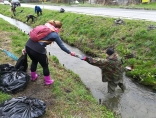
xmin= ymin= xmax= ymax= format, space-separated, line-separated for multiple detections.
xmin=0 ymin=96 xmax=46 ymax=118
xmin=60 ymin=8 xmax=65 ymax=13
xmin=147 ymin=25 xmax=156 ymax=31
xmin=15 ymin=54 xmax=28 ymax=72
xmin=0 ymin=64 xmax=30 ymax=93
xmin=114 ymin=18 xmax=124 ymax=25
xmin=0 ymin=64 xmax=14 ymax=75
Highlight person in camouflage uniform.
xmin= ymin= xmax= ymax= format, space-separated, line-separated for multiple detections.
xmin=81 ymin=48 xmax=125 ymax=93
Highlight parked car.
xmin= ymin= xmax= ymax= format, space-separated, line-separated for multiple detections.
xmin=3 ymin=0 xmax=11 ymax=5
xmin=11 ymin=0 xmax=20 ymax=6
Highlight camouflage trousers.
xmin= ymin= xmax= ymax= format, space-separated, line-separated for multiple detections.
xmin=107 ymin=80 xmax=125 ymax=93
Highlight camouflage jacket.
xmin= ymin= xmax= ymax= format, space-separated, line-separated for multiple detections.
xmin=86 ymin=53 xmax=123 ymax=83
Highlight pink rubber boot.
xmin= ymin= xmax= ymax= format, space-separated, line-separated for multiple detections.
xmin=44 ymin=75 xmax=54 ymax=85
xmin=31 ymin=71 xmax=38 ymax=81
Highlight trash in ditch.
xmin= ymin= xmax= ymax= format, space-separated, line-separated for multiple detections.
xmin=125 ymin=65 xmax=133 ymax=71
xmin=114 ymin=18 xmax=124 ymax=25
xmin=0 ymin=96 xmax=46 ymax=118
xmin=0 ymin=64 xmax=30 ymax=94
xmin=147 ymin=25 xmax=156 ymax=31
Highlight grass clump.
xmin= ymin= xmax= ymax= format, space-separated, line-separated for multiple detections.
xmin=0 ymin=91 xmax=11 ymax=104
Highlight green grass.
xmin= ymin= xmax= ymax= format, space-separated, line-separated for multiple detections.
xmin=0 ymin=92 xmax=11 ymax=104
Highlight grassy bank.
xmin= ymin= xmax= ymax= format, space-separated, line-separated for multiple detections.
xmin=0 ymin=18 xmax=114 ymax=117
xmin=0 ymin=4 xmax=156 ymax=89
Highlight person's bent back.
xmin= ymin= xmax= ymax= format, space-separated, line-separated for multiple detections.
xmin=35 ymin=6 xmax=42 ymax=16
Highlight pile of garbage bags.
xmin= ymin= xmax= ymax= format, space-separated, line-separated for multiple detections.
xmin=0 ymin=55 xmax=46 ymax=117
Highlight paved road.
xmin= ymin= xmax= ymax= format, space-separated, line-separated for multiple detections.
xmin=22 ymin=3 xmax=156 ymax=22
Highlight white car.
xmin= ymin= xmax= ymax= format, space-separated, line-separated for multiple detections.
xmin=3 ymin=0 xmax=11 ymax=5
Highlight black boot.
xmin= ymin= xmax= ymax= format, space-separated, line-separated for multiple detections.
xmin=118 ymin=83 xmax=125 ymax=92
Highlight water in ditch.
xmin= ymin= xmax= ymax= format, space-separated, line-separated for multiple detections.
xmin=0 ymin=14 xmax=155 ymax=118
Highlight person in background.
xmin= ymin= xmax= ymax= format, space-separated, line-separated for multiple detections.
xmin=22 ymin=20 xmax=76 ymax=86
xmin=35 ymin=6 xmax=42 ymax=16
xmin=81 ymin=48 xmax=125 ymax=93
xmin=26 ymin=14 xmax=37 ymax=23
xmin=11 ymin=5 xmax=16 ymax=16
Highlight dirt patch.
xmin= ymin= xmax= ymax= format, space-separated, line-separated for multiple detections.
xmin=0 ymin=31 xmax=12 ymax=50
xmin=12 ymin=74 xmax=56 ymax=108
xmin=0 ymin=31 xmax=16 ymax=65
